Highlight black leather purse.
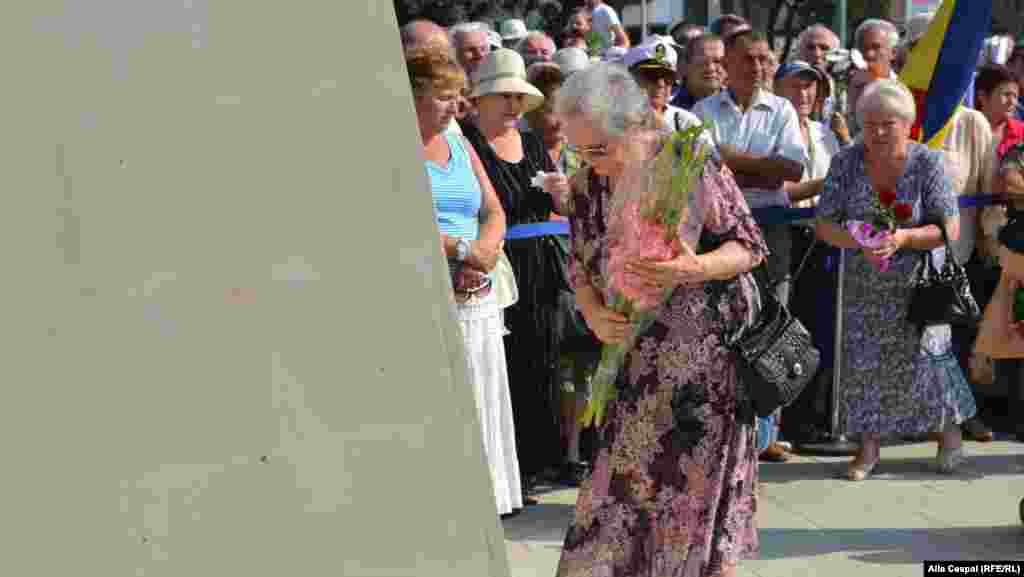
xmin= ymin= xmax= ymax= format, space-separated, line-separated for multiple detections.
xmin=906 ymin=221 xmax=982 ymax=330
xmin=728 ymin=241 xmax=822 ymax=419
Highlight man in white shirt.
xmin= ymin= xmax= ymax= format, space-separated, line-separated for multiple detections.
xmin=584 ymin=0 xmax=630 ymax=49
xmin=691 ymin=27 xmax=806 ymax=305
xmin=693 ymin=28 xmax=805 ymax=465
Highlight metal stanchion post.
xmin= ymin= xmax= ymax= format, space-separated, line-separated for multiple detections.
xmin=796 ymin=248 xmax=859 ymax=455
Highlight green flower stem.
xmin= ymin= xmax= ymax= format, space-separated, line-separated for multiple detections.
xmin=581 ymin=290 xmax=669 ymax=428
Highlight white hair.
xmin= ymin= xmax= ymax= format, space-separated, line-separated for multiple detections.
xmin=798 ymin=24 xmax=839 ymax=50
xmin=515 ymin=31 xmax=556 ymax=53
xmin=449 ymin=22 xmax=490 ymax=46
xmin=855 ymin=78 xmax=917 ymax=126
xmin=553 ymin=62 xmax=652 ymax=139
xmin=854 ymin=18 xmax=900 ymax=51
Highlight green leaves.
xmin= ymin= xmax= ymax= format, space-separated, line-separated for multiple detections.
xmin=646 ymin=122 xmax=711 ymax=241
xmin=585 ymin=31 xmax=607 ymax=56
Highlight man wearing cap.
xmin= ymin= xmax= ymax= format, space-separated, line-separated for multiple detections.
xmin=670 ymin=34 xmax=726 ymax=111
xmin=584 ymin=0 xmax=630 ymax=49
xmin=624 ymin=39 xmax=699 ymax=133
xmin=500 ymin=19 xmax=529 ymax=49
xmin=776 ymin=61 xmax=841 ymax=209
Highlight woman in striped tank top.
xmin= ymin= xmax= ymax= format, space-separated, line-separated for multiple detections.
xmin=406 ymin=48 xmax=526 ymax=518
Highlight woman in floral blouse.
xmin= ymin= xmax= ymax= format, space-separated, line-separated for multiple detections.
xmin=551 ymin=62 xmax=766 ymax=577
xmin=815 ymin=79 xmax=975 ymax=480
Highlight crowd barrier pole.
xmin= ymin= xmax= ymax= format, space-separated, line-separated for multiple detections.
xmin=797 ymin=247 xmax=860 ymax=456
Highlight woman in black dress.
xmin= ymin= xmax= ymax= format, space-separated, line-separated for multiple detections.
xmin=460 ymin=48 xmax=570 ymax=499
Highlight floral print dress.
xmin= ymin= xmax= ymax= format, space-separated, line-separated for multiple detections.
xmin=555 ymin=152 xmax=767 ymax=577
xmin=816 ymin=142 xmax=976 ymax=437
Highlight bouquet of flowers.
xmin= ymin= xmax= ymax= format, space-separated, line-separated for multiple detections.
xmin=845 ymin=188 xmax=914 ymax=271
xmin=579 ymin=124 xmax=710 ymax=428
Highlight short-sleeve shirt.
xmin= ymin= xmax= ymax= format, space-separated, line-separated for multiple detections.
xmin=691 ymin=89 xmax=807 ymax=209
xmin=794 ymin=120 xmax=842 ymax=209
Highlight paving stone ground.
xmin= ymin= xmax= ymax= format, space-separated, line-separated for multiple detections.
xmin=502 ymin=440 xmax=1024 ymax=577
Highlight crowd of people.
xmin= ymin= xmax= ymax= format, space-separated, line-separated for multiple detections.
xmin=399 ymin=3 xmax=1024 ymax=576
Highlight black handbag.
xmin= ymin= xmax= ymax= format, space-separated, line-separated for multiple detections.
xmin=728 ymin=240 xmax=822 ymax=419
xmin=906 ymin=221 xmax=982 ymax=330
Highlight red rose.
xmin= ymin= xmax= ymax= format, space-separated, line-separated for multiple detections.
xmin=894 ymin=202 xmax=914 ymax=222
xmin=879 ymin=190 xmax=897 ymax=207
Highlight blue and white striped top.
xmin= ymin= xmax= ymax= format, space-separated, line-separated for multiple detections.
xmin=426 ymin=131 xmax=482 ymax=275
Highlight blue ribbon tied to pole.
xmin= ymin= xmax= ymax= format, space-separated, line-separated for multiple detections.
xmin=505 ymin=194 xmax=1006 ymax=240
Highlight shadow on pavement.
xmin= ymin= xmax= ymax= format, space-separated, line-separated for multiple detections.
xmin=502 ymin=502 xmax=573 ymax=543
xmin=757 ymin=525 xmax=1024 ymax=563
xmin=759 ymin=452 xmax=1024 ymax=483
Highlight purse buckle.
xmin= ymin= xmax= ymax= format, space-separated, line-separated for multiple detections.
xmin=792 ymin=362 xmax=804 ymax=377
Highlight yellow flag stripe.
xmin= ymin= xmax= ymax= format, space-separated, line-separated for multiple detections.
xmin=899 ymin=0 xmax=956 ymax=90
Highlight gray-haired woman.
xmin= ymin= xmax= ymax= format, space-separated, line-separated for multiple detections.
xmin=815 ymin=79 xmax=977 ymax=481
xmin=553 ymin=62 xmax=765 ymax=577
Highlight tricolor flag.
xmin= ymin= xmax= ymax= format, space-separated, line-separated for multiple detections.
xmin=897 ymin=0 xmax=992 ymax=148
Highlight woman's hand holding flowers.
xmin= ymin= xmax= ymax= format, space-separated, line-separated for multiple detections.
xmin=626 ymin=241 xmax=708 ymax=291
xmin=542 ymin=173 xmax=570 ymax=201
xmin=866 ymin=228 xmax=906 ymax=261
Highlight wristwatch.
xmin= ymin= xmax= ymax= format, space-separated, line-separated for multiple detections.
xmin=454 ymin=237 xmax=472 ymax=262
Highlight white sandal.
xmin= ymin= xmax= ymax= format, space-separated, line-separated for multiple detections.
xmin=935 ymin=446 xmax=966 ymax=474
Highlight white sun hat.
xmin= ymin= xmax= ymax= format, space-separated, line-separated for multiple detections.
xmin=470 ymin=48 xmax=545 ymax=113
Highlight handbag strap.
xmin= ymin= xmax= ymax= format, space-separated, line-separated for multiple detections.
xmin=762 ymin=235 xmax=818 ymax=291
xmin=920 ymin=218 xmax=959 ymax=271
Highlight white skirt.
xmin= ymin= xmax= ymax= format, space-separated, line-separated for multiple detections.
xmin=455 ymin=290 xmax=523 ymax=515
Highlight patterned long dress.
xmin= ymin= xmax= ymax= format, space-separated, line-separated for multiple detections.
xmin=815 ymin=142 xmax=977 ymax=437
xmin=555 ymin=151 xmax=767 ymax=577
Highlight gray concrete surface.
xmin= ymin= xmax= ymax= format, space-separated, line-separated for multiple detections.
xmin=503 ymin=440 xmax=1024 ymax=577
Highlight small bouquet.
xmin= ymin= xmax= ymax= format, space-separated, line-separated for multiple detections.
xmin=845 ymin=189 xmax=914 ymax=271
xmin=579 ymin=124 xmax=710 ymax=428
xmin=585 ymin=31 xmax=607 ymax=58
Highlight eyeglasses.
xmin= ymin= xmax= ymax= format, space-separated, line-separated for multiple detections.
xmin=567 ymin=143 xmax=609 ymax=159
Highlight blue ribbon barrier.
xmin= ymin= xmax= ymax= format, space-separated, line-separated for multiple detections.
xmin=505 ymin=194 xmax=1007 ymax=240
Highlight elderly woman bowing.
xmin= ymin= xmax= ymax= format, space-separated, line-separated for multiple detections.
xmin=552 ymin=62 xmax=766 ymax=577
xmin=815 ymin=79 xmax=977 ymax=481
